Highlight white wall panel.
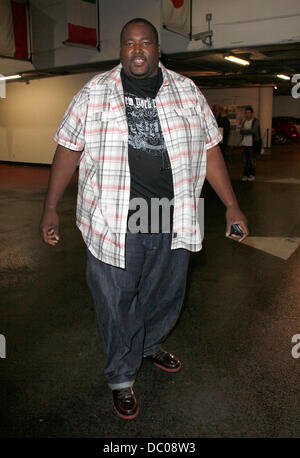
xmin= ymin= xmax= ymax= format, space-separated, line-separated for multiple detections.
xmin=0 ymin=72 xmax=97 ymax=163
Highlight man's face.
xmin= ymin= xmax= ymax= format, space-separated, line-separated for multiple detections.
xmin=120 ymin=22 xmax=160 ymax=79
xmin=245 ymin=109 xmax=253 ymax=120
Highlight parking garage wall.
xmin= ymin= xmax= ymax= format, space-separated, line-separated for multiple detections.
xmin=203 ymin=86 xmax=273 ymax=147
xmin=0 ymin=72 xmax=97 ymax=164
xmin=273 ymin=96 xmax=300 ymax=118
xmin=0 ymin=75 xmax=274 ymax=164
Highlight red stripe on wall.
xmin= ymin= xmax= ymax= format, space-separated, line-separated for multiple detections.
xmin=68 ymin=23 xmax=97 ymax=47
xmin=11 ymin=1 xmax=28 ymax=59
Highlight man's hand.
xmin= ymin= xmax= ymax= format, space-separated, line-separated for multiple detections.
xmin=38 ymin=145 xmax=82 ymax=247
xmin=40 ymin=208 xmax=60 ymax=246
xmin=205 ymin=145 xmax=249 ymax=242
xmin=225 ymin=205 xmax=249 ymax=242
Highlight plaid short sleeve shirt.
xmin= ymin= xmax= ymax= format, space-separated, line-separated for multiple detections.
xmin=54 ymin=63 xmax=221 ymax=268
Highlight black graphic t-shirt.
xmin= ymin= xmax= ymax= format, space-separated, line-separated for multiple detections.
xmin=121 ymin=68 xmax=174 ymax=233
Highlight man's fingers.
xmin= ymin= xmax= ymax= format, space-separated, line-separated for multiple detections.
xmin=226 ymin=221 xmax=249 ymax=241
xmin=238 ymin=222 xmax=249 ymax=241
xmin=47 ymin=228 xmax=59 ymax=240
xmin=41 ymin=225 xmax=60 ymax=245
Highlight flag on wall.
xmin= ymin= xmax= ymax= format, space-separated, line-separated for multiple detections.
xmin=162 ymin=0 xmax=191 ymax=38
xmin=0 ymin=0 xmax=29 ymax=59
xmin=65 ymin=0 xmax=98 ymax=48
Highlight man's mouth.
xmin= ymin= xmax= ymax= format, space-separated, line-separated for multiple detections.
xmin=132 ymin=57 xmax=146 ymax=65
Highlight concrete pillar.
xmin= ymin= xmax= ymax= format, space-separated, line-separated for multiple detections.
xmin=258 ymin=87 xmax=273 ymax=147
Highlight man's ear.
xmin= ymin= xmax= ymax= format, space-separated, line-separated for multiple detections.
xmin=158 ymin=44 xmax=161 ymax=58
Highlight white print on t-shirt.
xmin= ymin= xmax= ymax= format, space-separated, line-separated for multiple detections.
xmin=124 ymin=91 xmax=167 ymax=156
xmin=125 ymin=96 xmax=157 ymax=109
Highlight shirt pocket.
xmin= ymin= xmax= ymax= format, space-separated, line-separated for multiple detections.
xmin=173 ymin=106 xmax=200 ymax=118
xmin=85 ymin=109 xmax=128 ymax=161
xmin=99 ymin=111 xmax=119 ymax=122
xmin=169 ymin=106 xmax=205 ymax=152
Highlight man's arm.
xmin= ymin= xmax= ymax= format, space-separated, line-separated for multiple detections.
xmin=206 ymin=144 xmax=249 ymax=241
xmin=241 ymin=119 xmax=260 ymax=140
xmin=240 ymin=119 xmax=257 ymax=136
xmin=240 ymin=126 xmax=255 ymax=135
xmin=39 ymin=145 xmax=82 ymax=246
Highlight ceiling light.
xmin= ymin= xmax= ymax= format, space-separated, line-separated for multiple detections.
xmin=224 ymin=56 xmax=250 ymax=66
xmin=0 ymin=74 xmax=22 ymax=81
xmin=274 ymin=86 xmax=278 ymax=89
xmin=276 ymin=74 xmax=290 ymax=80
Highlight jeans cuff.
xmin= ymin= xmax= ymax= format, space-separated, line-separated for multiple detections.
xmin=108 ymin=380 xmax=135 ymax=390
xmin=143 ymin=346 xmax=161 ymax=358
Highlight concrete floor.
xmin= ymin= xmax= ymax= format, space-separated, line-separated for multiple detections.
xmin=0 ymin=143 xmax=300 ymax=438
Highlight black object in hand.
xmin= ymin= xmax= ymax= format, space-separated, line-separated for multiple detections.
xmin=230 ymin=224 xmax=244 ymax=237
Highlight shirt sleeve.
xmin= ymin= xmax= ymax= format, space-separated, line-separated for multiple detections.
xmin=53 ymin=86 xmax=89 ymax=151
xmin=194 ymin=85 xmax=223 ymax=149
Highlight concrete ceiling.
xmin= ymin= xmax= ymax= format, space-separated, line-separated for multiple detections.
xmin=3 ymin=42 xmax=300 ymax=96
xmin=162 ymin=42 xmax=300 ymax=95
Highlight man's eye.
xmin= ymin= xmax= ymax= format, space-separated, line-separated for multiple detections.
xmin=143 ymin=41 xmax=151 ymax=46
xmin=126 ymin=42 xmax=134 ymax=46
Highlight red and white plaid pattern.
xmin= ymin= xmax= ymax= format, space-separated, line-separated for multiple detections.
xmin=54 ymin=63 xmax=221 ymax=268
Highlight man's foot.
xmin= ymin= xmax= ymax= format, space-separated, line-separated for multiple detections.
xmin=112 ymin=387 xmax=139 ymax=420
xmin=146 ymin=349 xmax=182 ymax=372
xmin=248 ymin=175 xmax=255 ymax=181
xmin=241 ymin=175 xmax=248 ymax=181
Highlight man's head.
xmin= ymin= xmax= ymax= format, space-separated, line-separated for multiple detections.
xmin=245 ymin=105 xmax=254 ymax=120
xmin=212 ymin=104 xmax=221 ymax=117
xmin=120 ymin=18 xmax=160 ymax=79
xmin=221 ymin=106 xmax=228 ymax=117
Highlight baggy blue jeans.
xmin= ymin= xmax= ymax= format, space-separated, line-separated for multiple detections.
xmin=86 ymin=233 xmax=190 ymax=390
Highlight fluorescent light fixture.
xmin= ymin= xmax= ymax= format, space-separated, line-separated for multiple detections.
xmin=276 ymin=74 xmax=290 ymax=80
xmin=224 ymin=55 xmax=250 ymax=66
xmin=0 ymin=74 xmax=21 ymax=81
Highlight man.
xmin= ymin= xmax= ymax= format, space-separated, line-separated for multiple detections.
xmin=240 ymin=105 xmax=261 ymax=181
xmin=218 ymin=106 xmax=231 ymax=158
xmin=212 ymin=104 xmax=221 ymax=123
xmin=40 ymin=18 xmax=248 ymax=420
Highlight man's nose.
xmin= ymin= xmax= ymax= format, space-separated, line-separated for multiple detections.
xmin=133 ymin=42 xmax=142 ymax=54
